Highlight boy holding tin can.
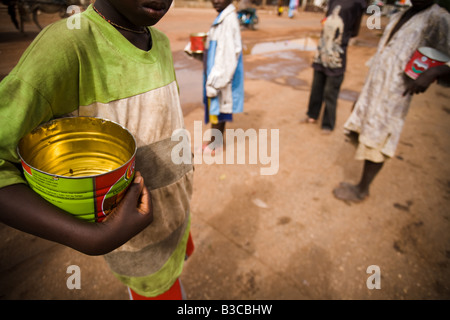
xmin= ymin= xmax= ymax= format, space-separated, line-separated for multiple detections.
xmin=333 ymin=0 xmax=450 ymax=203
xmin=0 ymin=0 xmax=194 ymax=300
xmin=198 ymin=0 xmax=245 ymax=155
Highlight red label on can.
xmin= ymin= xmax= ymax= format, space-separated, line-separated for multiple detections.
xmin=405 ymin=48 xmax=447 ymax=80
xmin=190 ymin=34 xmax=206 ymax=53
xmin=94 ymin=156 xmax=135 ymax=222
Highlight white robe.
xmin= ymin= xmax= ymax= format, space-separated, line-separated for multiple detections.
xmin=344 ymin=4 xmax=450 ymax=158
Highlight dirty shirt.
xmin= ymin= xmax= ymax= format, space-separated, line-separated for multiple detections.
xmin=343 ymin=4 xmax=450 ymax=158
xmin=313 ymin=0 xmax=367 ymax=76
xmin=0 ymin=5 xmax=193 ymax=297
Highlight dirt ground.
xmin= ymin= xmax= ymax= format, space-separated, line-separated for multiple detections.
xmin=0 ymin=4 xmax=449 ymax=300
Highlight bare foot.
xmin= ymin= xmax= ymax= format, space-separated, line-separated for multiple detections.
xmin=300 ymin=117 xmax=316 ymax=124
xmin=321 ymin=128 xmax=332 ymax=135
xmin=195 ymin=141 xmax=223 ymax=156
xmin=203 ymin=144 xmax=223 ymax=156
xmin=333 ymin=182 xmax=368 ymax=203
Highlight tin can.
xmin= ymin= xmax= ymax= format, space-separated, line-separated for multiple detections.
xmin=404 ymin=47 xmax=450 ymax=80
xmin=190 ymin=32 xmax=207 ymax=53
xmin=17 ymin=117 xmax=136 ymax=223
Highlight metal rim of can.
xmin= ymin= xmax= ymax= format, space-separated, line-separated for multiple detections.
xmin=418 ymin=47 xmax=450 ymax=63
xmin=190 ymin=32 xmax=207 ymax=38
xmin=17 ymin=116 xmax=137 ymax=180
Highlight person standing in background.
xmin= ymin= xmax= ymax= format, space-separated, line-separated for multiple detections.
xmin=333 ymin=0 xmax=450 ymax=203
xmin=277 ymin=0 xmax=284 ymax=16
xmin=288 ymin=0 xmax=298 ymax=18
xmin=199 ymin=0 xmax=244 ymax=155
xmin=301 ymin=0 xmax=367 ymax=133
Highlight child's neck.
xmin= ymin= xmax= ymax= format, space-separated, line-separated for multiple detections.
xmin=93 ymin=0 xmax=152 ymax=51
xmin=121 ymin=30 xmax=153 ymax=52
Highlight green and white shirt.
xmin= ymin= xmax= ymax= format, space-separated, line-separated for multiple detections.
xmin=0 ymin=6 xmax=193 ymax=297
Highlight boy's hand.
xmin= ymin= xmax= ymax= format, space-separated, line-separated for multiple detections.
xmin=403 ymin=65 xmax=450 ymax=96
xmin=118 ymin=171 xmax=152 ymax=217
xmin=403 ymin=69 xmax=435 ymax=96
xmin=0 ymin=172 xmax=152 ymax=256
xmin=206 ymin=85 xmax=218 ymax=98
xmin=103 ymin=171 xmax=153 ymax=239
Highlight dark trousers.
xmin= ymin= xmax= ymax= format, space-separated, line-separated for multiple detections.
xmin=306 ymin=69 xmax=344 ymax=130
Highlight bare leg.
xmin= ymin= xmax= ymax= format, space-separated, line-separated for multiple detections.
xmin=33 ymin=10 xmax=43 ymax=30
xmin=200 ymin=122 xmax=226 ymax=155
xmin=8 ymin=4 xmax=19 ymax=30
xmin=357 ymin=160 xmax=384 ymax=196
xmin=210 ymin=122 xmax=225 ymax=144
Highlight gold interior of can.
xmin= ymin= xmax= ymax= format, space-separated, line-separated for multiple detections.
xmin=18 ymin=117 xmax=136 ymax=177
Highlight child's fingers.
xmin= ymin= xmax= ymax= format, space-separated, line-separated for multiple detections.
xmin=130 ymin=171 xmax=152 ymax=216
xmin=126 ymin=171 xmax=143 ymax=196
xmin=120 ymin=172 xmax=147 ymax=212
xmin=137 ymin=183 xmax=152 ymax=216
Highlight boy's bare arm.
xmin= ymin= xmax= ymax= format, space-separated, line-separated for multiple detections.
xmin=0 ymin=172 xmax=153 ymax=256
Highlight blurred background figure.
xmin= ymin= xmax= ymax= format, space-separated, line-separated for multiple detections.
xmin=301 ymin=0 xmax=367 ymax=133
xmin=288 ymin=0 xmax=298 ymax=18
xmin=198 ymin=0 xmax=245 ymax=155
xmin=277 ymin=0 xmax=284 ymax=16
xmin=333 ymin=0 xmax=450 ymax=203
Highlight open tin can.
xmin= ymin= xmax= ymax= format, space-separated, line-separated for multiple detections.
xmin=17 ymin=117 xmax=136 ymax=222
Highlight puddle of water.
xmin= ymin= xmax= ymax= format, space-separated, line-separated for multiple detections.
xmin=173 ymin=51 xmax=204 ymax=109
xmin=244 ymin=49 xmax=311 ymax=84
xmin=174 ymin=38 xmax=319 ymax=113
xmin=244 ymin=37 xmax=317 ymax=56
xmin=176 ymin=67 xmax=203 ymax=103
xmin=245 ymin=58 xmax=303 ymax=80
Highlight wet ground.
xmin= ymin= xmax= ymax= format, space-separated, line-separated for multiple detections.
xmin=1 ymin=5 xmax=450 ymax=301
